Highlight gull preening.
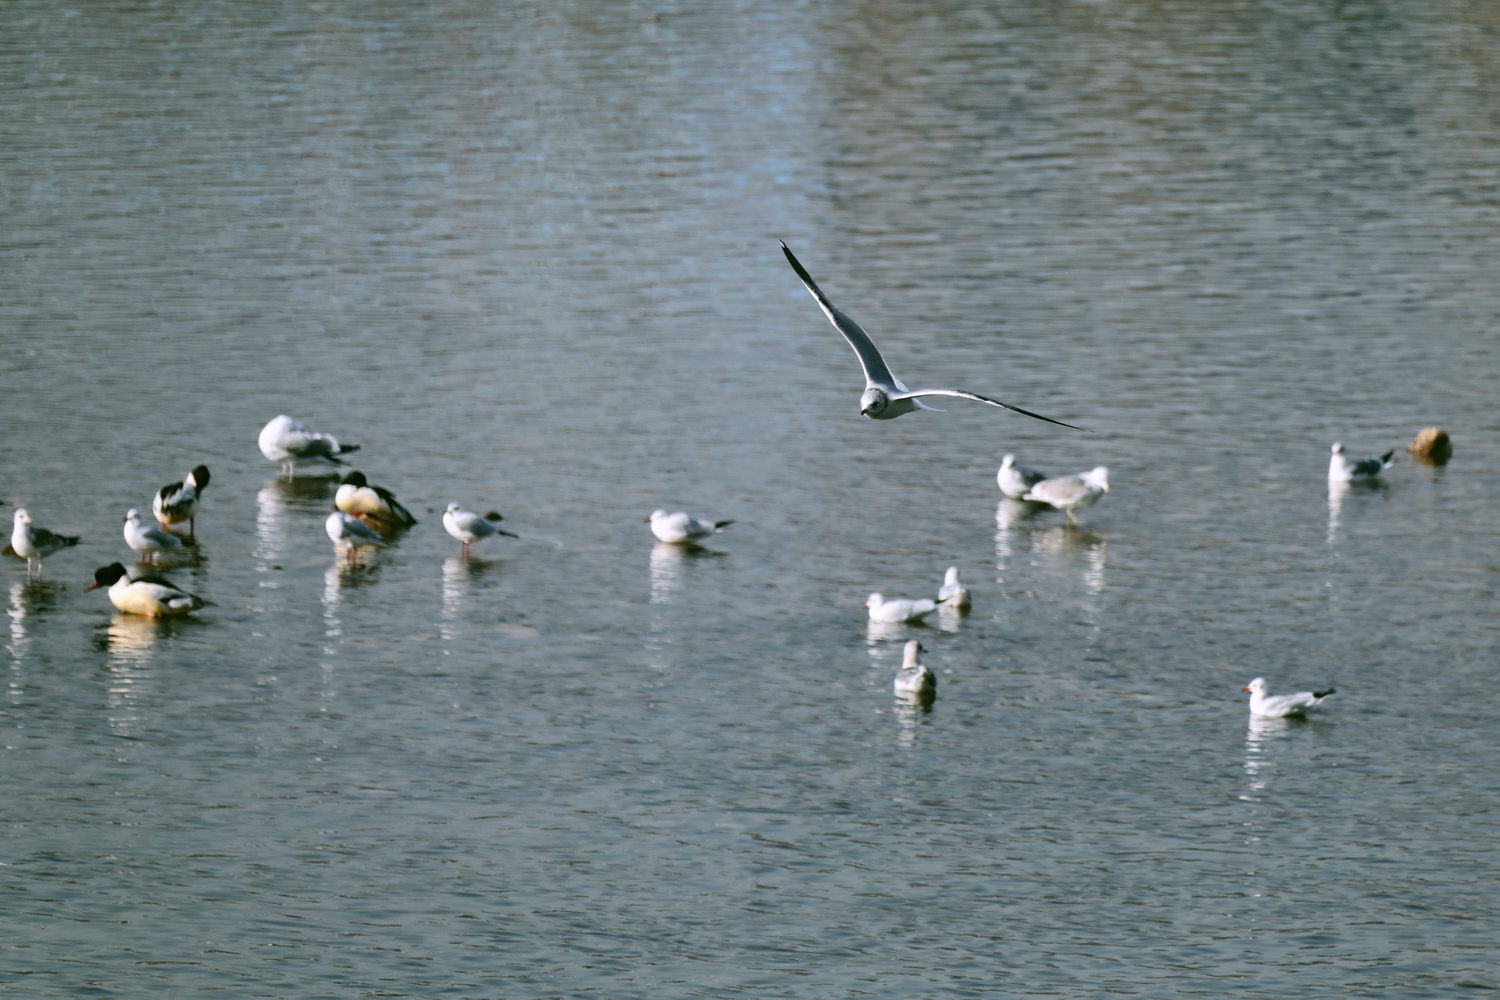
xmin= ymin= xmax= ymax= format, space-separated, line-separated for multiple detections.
xmin=443 ymin=503 xmax=517 ymax=556
xmin=893 ymin=640 xmax=936 ymax=703
xmin=259 ymin=415 xmax=360 ymax=477
xmin=1328 ymin=443 xmax=1394 ymax=483
xmin=87 ymin=562 xmax=212 ymax=617
xmin=1023 ymin=467 xmax=1109 ymax=523
xmin=865 ymin=592 xmax=939 ymax=624
xmin=326 ymin=510 xmax=388 ymax=561
xmin=124 ymin=508 xmax=189 ymax=563
xmin=9 ymin=509 xmax=80 ymax=576
xmin=153 ymin=465 xmax=210 ymax=537
xmin=780 ymin=242 xmax=1080 ymax=428
xmin=1243 ymin=677 xmax=1336 ymax=718
xmin=336 ymin=471 xmax=418 ymax=530
xmin=938 ymin=567 xmax=971 ymax=611
xmin=648 ymin=510 xmax=734 ymax=545
xmin=998 ymin=454 xmax=1047 ymax=499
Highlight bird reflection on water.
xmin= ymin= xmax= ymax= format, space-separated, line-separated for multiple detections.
xmin=648 ymin=541 xmax=724 ymax=606
xmin=256 ymin=478 xmax=339 ymax=569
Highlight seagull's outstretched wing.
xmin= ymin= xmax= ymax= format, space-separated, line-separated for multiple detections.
xmin=781 ymin=241 xmax=896 ymax=390
xmin=893 ymin=388 xmax=1084 ymax=430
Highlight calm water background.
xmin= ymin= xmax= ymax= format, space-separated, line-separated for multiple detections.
xmin=3 ymin=1 xmax=1499 ymax=996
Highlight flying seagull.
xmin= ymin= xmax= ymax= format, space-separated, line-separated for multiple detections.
xmin=780 ymin=241 xmax=1081 ymax=429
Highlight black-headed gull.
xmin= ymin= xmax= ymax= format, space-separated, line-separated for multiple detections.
xmin=1022 ymin=467 xmax=1109 ymax=523
xmin=865 ymin=592 xmax=938 ymax=623
xmin=647 ymin=510 xmax=734 ymax=545
xmin=153 ymin=465 xmax=210 ymax=537
xmin=938 ymin=567 xmax=971 ymax=611
xmin=1243 ymin=677 xmax=1336 ymax=718
xmin=325 ymin=510 xmax=388 ymax=561
xmin=87 ymin=562 xmax=212 ymax=617
xmin=781 ymin=242 xmax=1081 ymax=428
xmin=9 ymin=509 xmax=80 ymax=575
xmin=1328 ymin=443 xmax=1394 ymax=483
xmin=336 ymin=471 xmax=418 ymax=530
xmin=124 ymin=508 xmax=188 ymax=562
xmin=443 ymin=503 xmax=517 ymax=555
xmin=259 ymin=415 xmax=360 ymax=477
xmin=893 ymin=639 xmax=936 ymax=703
xmin=998 ymin=454 xmax=1047 ymax=499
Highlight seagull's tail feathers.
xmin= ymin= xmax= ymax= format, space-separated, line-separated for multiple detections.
xmin=337 ymin=443 xmax=361 ymax=456
xmin=1313 ymin=687 xmax=1337 ymax=700
xmin=1379 ymin=450 xmax=1395 ymax=467
xmin=713 ymin=520 xmax=735 ymax=531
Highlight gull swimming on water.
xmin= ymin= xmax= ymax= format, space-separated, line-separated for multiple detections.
xmin=780 ymin=242 xmax=1080 ymax=428
xmin=865 ymin=592 xmax=939 ymax=624
xmin=336 ymin=471 xmax=418 ymax=530
xmin=9 ymin=509 xmax=80 ymax=575
xmin=1328 ymin=443 xmax=1394 ymax=483
xmin=443 ymin=503 xmax=517 ymax=556
xmin=893 ymin=640 xmax=936 ymax=703
xmin=1022 ymin=466 xmax=1109 ymax=523
xmin=153 ymin=465 xmax=210 ymax=537
xmin=326 ymin=510 xmax=388 ymax=561
xmin=87 ymin=562 xmax=213 ymax=617
xmin=998 ymin=454 xmax=1047 ymax=499
xmin=259 ymin=415 xmax=361 ymax=477
xmin=647 ymin=510 xmax=734 ymax=545
xmin=1243 ymin=677 xmax=1336 ymax=718
xmin=937 ymin=567 xmax=971 ymax=611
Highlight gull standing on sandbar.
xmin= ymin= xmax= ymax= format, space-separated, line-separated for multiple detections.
xmin=9 ymin=509 xmax=80 ymax=576
xmin=780 ymin=242 xmax=1081 ymax=428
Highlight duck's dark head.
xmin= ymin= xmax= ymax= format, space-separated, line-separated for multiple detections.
xmin=87 ymin=563 xmax=129 ymax=591
xmin=341 ymin=471 xmax=368 ymax=487
xmin=189 ymin=465 xmax=211 ymax=489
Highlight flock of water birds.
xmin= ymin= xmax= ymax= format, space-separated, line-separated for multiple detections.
xmin=7 ymin=242 xmax=1427 ymax=720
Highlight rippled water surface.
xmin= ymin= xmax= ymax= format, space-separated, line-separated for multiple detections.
xmin=4 ymin=2 xmax=1500 ymax=996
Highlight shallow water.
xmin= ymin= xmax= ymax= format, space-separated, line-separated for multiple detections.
xmin=3 ymin=1 xmax=1499 ymax=996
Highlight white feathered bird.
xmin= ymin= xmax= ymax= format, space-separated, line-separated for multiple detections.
xmin=1242 ymin=677 xmax=1337 ymax=718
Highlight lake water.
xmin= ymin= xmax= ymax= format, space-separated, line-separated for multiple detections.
xmin=4 ymin=1 xmax=1499 ymax=996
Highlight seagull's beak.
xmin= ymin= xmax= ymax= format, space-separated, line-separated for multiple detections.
xmin=1241 ymin=685 xmax=1251 ymax=691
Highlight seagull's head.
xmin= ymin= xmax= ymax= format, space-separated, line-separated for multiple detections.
xmin=1331 ymin=443 xmax=1345 ymax=455
xmin=1243 ymin=677 xmax=1266 ymax=694
xmin=14 ymin=509 xmax=30 ymax=526
xmin=124 ymin=508 xmax=141 ymax=523
xmin=859 ymin=387 xmax=889 ymax=418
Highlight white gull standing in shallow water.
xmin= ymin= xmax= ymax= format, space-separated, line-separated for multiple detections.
xmin=124 ymin=509 xmax=188 ymax=563
xmin=998 ymin=454 xmax=1047 ymax=499
xmin=937 ymin=567 xmax=971 ymax=611
xmin=780 ymin=242 xmax=1081 ymax=428
xmin=893 ymin=640 xmax=936 ymax=703
xmin=9 ymin=509 xmax=80 ymax=575
xmin=153 ymin=465 xmax=210 ymax=537
xmin=1243 ymin=677 xmax=1336 ymax=718
xmin=259 ymin=415 xmax=361 ymax=477
xmin=325 ymin=510 xmax=388 ymax=562
xmin=1023 ymin=467 xmax=1110 ymax=523
xmin=1328 ymin=443 xmax=1394 ymax=483
xmin=647 ymin=510 xmax=734 ymax=545
xmin=865 ymin=592 xmax=939 ymax=624
xmin=443 ymin=503 xmax=517 ymax=556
